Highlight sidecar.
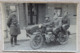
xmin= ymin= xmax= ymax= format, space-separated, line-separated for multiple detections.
xmin=26 ymin=24 xmax=41 ymax=37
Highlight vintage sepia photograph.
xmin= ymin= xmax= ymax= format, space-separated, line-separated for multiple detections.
xmin=1 ymin=3 xmax=77 ymax=52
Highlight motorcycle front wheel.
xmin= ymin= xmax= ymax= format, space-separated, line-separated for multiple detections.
xmin=30 ymin=33 xmax=44 ymax=50
xmin=57 ymin=31 xmax=69 ymax=45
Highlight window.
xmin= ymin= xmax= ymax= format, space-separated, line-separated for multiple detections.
xmin=54 ymin=8 xmax=62 ymax=17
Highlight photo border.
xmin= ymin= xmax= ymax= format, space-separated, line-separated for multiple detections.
xmin=0 ymin=1 xmax=79 ymax=52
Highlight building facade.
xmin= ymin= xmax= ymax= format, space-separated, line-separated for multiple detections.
xmin=3 ymin=3 xmax=77 ymax=29
xmin=2 ymin=3 xmax=77 ymax=39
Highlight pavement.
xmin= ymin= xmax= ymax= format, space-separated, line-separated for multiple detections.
xmin=4 ymin=25 xmax=77 ymax=51
xmin=4 ymin=29 xmax=30 ymax=43
xmin=4 ymin=25 xmax=76 ymax=43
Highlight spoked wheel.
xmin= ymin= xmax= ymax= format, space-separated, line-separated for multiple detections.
xmin=57 ymin=32 xmax=69 ymax=45
xmin=30 ymin=33 xmax=43 ymax=49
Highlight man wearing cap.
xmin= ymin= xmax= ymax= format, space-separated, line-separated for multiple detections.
xmin=7 ymin=14 xmax=21 ymax=47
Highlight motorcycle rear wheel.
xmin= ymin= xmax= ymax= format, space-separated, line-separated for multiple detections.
xmin=57 ymin=32 xmax=69 ymax=45
xmin=30 ymin=33 xmax=44 ymax=49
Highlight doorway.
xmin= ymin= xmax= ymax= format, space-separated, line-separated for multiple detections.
xmin=27 ymin=3 xmax=39 ymax=25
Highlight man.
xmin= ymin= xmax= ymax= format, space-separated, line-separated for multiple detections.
xmin=52 ymin=11 xmax=70 ymax=35
xmin=62 ymin=12 xmax=70 ymax=30
xmin=44 ymin=17 xmax=50 ymax=23
xmin=7 ymin=14 xmax=21 ymax=47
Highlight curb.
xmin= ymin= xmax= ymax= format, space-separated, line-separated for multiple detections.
xmin=4 ymin=39 xmax=30 ymax=43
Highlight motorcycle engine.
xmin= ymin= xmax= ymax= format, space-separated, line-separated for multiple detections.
xmin=45 ymin=32 xmax=55 ymax=43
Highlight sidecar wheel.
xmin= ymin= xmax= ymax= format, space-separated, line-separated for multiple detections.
xmin=30 ymin=33 xmax=43 ymax=49
xmin=57 ymin=32 xmax=69 ymax=45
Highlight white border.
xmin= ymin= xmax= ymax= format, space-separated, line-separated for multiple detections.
xmin=1 ymin=2 xmax=78 ymax=52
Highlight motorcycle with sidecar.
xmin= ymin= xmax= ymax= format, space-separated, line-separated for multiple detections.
xmin=26 ymin=14 xmax=70 ymax=50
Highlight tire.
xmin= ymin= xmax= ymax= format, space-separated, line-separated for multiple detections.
xmin=57 ymin=32 xmax=69 ymax=45
xmin=30 ymin=33 xmax=44 ymax=49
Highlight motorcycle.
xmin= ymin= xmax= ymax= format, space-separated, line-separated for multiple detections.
xmin=30 ymin=21 xmax=70 ymax=49
xmin=29 ymin=12 xmax=70 ymax=49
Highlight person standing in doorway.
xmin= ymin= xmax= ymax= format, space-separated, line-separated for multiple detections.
xmin=7 ymin=14 xmax=21 ymax=47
